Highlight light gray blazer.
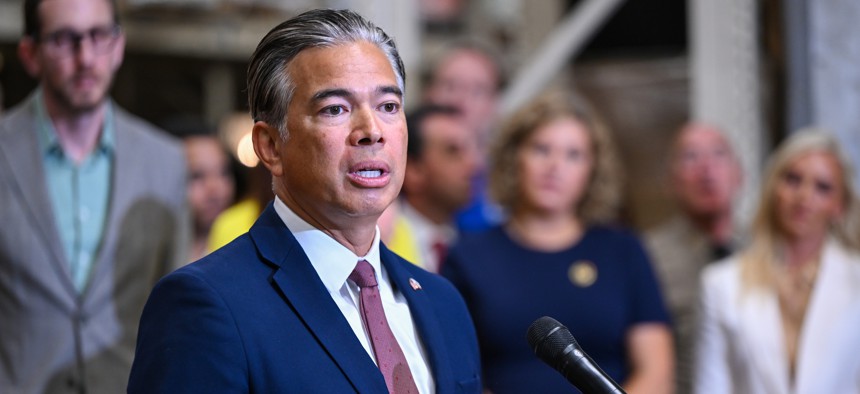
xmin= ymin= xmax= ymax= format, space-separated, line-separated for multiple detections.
xmin=695 ymin=238 xmax=860 ymax=394
xmin=0 ymin=94 xmax=188 ymax=394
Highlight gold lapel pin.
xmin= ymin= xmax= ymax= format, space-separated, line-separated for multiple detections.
xmin=568 ymin=260 xmax=597 ymax=288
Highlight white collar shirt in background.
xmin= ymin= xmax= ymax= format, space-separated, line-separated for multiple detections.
xmin=399 ymin=201 xmax=457 ymax=273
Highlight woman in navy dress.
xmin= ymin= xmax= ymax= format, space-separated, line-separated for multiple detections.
xmin=443 ymin=91 xmax=674 ymax=394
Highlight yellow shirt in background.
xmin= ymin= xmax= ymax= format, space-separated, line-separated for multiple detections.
xmin=385 ymin=215 xmax=422 ymax=268
xmin=208 ymin=198 xmax=261 ymax=252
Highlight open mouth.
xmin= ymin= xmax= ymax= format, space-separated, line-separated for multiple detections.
xmin=355 ymin=169 xmax=383 ymax=178
xmin=349 ymin=162 xmax=391 ymax=188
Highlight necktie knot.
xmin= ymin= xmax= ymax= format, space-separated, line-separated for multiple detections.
xmin=350 ymin=260 xmax=378 ymax=289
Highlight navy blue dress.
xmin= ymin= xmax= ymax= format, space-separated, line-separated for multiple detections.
xmin=442 ymin=225 xmax=670 ymax=394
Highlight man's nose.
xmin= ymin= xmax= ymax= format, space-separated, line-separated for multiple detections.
xmin=73 ymin=37 xmax=97 ymax=65
xmin=351 ymin=108 xmax=384 ymax=145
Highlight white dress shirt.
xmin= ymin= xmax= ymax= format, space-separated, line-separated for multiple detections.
xmin=273 ymin=197 xmax=434 ymax=393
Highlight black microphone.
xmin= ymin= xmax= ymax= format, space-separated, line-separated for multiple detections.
xmin=526 ymin=316 xmax=626 ymax=394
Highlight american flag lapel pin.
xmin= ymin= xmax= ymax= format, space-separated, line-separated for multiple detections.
xmin=409 ymin=278 xmax=422 ymax=290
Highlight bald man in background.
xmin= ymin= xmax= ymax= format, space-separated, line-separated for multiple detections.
xmin=645 ymin=122 xmax=744 ymax=394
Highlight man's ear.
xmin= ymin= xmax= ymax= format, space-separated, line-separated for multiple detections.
xmin=18 ymin=37 xmax=42 ymax=78
xmin=252 ymin=121 xmax=284 ymax=177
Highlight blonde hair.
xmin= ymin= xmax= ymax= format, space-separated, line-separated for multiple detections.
xmin=741 ymin=128 xmax=860 ymax=289
xmin=488 ymin=91 xmax=622 ymax=225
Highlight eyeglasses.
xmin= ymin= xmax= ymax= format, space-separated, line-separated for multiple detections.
xmin=38 ymin=25 xmax=121 ymax=57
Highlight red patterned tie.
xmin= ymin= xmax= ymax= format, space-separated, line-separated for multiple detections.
xmin=350 ymin=260 xmax=419 ymax=394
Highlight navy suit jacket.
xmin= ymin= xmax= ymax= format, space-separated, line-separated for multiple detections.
xmin=128 ymin=204 xmax=481 ymax=393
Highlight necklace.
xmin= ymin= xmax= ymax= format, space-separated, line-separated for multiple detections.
xmin=776 ymin=257 xmax=821 ymax=381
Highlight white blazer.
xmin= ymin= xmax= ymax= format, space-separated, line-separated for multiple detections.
xmin=694 ymin=239 xmax=860 ymax=394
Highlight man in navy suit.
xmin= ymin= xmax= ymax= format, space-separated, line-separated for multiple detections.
xmin=128 ymin=9 xmax=481 ymax=394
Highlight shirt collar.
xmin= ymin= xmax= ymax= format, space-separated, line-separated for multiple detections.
xmin=33 ymin=88 xmax=116 ymax=157
xmin=273 ymin=196 xmax=383 ymax=294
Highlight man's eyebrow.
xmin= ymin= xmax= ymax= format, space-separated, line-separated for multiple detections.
xmin=311 ymin=88 xmax=353 ymax=103
xmin=310 ymin=85 xmax=403 ymax=103
xmin=378 ymin=85 xmax=403 ymax=98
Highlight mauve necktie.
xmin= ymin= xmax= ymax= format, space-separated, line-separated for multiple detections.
xmin=350 ymin=260 xmax=419 ymax=394
xmin=431 ymin=239 xmax=448 ymax=273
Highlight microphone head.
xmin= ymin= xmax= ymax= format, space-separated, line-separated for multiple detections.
xmin=526 ymin=316 xmax=578 ymax=364
xmin=527 ymin=316 xmax=626 ymax=394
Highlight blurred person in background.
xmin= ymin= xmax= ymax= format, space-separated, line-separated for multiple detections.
xmin=443 ymin=91 xmax=674 ymax=394
xmin=182 ymin=128 xmax=235 ymax=262
xmin=385 ymin=104 xmax=480 ymax=272
xmin=207 ymin=161 xmax=272 ymax=251
xmin=695 ymin=129 xmax=860 ymax=393
xmin=423 ymin=39 xmax=503 ymax=157
xmin=645 ymin=122 xmax=743 ymax=393
xmin=423 ymin=39 xmax=506 ymax=233
xmin=206 ymin=113 xmax=272 ymax=252
xmin=0 ymin=0 xmax=187 ymax=392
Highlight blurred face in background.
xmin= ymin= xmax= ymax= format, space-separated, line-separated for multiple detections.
xmin=671 ymin=124 xmax=742 ymax=219
xmin=773 ymin=150 xmax=845 ymax=242
xmin=424 ymin=48 xmax=499 ymax=140
xmin=517 ymin=117 xmax=593 ymax=216
xmin=407 ymin=114 xmax=480 ymax=215
xmin=22 ymin=0 xmax=124 ymax=113
xmin=186 ymin=136 xmax=235 ymax=233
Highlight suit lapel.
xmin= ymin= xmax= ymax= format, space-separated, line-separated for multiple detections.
xmin=0 ymin=98 xmax=75 ymax=297
xmin=794 ymin=240 xmax=857 ymax=392
xmin=250 ymin=205 xmax=388 ymax=393
xmin=738 ymin=285 xmax=789 ymax=393
xmin=380 ymin=246 xmax=455 ymax=392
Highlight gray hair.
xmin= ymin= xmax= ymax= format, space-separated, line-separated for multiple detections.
xmin=246 ymin=9 xmax=406 ymax=137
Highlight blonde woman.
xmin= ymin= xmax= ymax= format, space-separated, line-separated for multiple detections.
xmin=695 ymin=129 xmax=860 ymax=393
xmin=442 ymin=91 xmax=674 ymax=394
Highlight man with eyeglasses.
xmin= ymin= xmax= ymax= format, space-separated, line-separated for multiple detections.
xmin=0 ymin=0 xmax=188 ymax=393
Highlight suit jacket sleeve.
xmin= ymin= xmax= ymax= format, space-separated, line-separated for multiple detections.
xmin=128 ymin=270 xmax=249 ymax=393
